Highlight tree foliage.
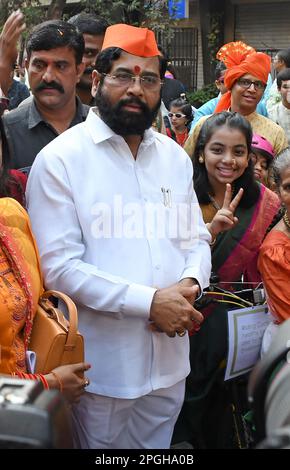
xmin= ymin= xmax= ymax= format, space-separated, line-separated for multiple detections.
xmin=0 ymin=0 xmax=179 ymax=63
xmin=77 ymin=0 xmax=177 ymax=40
xmin=0 ymin=0 xmax=178 ymax=41
xmin=0 ymin=0 xmax=67 ymax=30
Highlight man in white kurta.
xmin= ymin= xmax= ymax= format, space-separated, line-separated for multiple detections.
xmin=27 ymin=24 xmax=211 ymax=449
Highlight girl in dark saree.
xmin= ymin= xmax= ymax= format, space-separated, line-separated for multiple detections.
xmin=173 ymin=112 xmax=280 ymax=448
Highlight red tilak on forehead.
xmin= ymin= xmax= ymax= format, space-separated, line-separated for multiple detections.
xmin=134 ymin=65 xmax=141 ymax=73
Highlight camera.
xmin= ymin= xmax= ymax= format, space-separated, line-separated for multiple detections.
xmin=0 ymin=376 xmax=73 ymax=448
xmin=248 ymin=318 xmax=290 ymax=448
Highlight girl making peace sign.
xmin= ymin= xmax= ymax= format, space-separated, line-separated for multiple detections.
xmin=173 ymin=111 xmax=280 ymax=449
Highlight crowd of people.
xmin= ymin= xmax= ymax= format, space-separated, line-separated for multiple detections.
xmin=0 ymin=7 xmax=289 ymax=450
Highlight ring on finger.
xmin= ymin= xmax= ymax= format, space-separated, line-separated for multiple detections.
xmin=177 ymin=330 xmax=186 ymax=337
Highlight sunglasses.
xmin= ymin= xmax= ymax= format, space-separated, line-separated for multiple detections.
xmin=168 ymin=112 xmax=186 ymax=119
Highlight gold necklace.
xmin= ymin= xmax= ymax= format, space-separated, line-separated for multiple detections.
xmin=208 ymin=185 xmax=235 ymax=211
xmin=207 ymin=193 xmax=221 ymax=210
xmin=283 ymin=212 xmax=290 ymax=231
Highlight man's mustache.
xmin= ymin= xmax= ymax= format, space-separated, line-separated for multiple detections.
xmin=35 ymin=81 xmax=64 ymax=93
xmin=118 ymin=97 xmax=148 ymax=113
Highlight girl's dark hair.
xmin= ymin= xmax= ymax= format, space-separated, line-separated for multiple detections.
xmin=95 ymin=47 xmax=167 ymax=79
xmin=0 ymin=119 xmax=24 ymax=202
xmin=169 ymin=98 xmax=193 ymax=124
xmin=193 ymin=111 xmax=260 ymax=208
xmin=264 ymin=206 xmax=284 ymax=238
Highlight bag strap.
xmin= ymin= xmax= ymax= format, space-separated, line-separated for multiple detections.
xmin=40 ymin=290 xmax=79 ymax=351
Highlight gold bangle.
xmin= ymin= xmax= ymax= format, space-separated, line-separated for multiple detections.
xmin=51 ymin=371 xmax=63 ymax=393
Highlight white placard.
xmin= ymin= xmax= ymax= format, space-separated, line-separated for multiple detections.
xmin=225 ymin=305 xmax=271 ymax=381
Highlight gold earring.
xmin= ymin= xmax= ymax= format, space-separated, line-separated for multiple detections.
xmin=199 ymin=155 xmax=204 ymax=164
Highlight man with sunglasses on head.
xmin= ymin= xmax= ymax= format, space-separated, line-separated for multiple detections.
xmin=27 ymin=24 xmax=211 ymax=449
xmin=185 ymin=41 xmax=288 ymax=157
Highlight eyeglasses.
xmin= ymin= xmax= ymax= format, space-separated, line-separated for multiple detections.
xmin=217 ymin=78 xmax=224 ymax=84
xmin=236 ymin=78 xmax=266 ymax=91
xmin=168 ymin=112 xmax=186 ymax=119
xmin=102 ymin=72 xmax=163 ymax=90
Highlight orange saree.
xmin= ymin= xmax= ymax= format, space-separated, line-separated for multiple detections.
xmin=258 ymin=230 xmax=290 ymax=324
xmin=0 ymin=198 xmax=43 ymax=374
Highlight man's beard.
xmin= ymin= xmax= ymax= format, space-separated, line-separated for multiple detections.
xmin=77 ymin=66 xmax=94 ymax=90
xmin=94 ymin=86 xmax=161 ymax=136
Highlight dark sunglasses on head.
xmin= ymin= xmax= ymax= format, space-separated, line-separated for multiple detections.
xmin=168 ymin=112 xmax=186 ymax=119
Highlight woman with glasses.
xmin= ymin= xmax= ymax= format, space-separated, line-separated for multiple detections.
xmin=185 ymin=41 xmax=288 ymax=159
xmin=165 ymin=98 xmax=193 ymax=147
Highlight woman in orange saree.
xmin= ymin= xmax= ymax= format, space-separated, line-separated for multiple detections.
xmin=258 ymin=149 xmax=290 ymax=355
xmin=0 ymin=197 xmax=91 ymax=403
xmin=0 ymin=117 xmax=90 ymax=403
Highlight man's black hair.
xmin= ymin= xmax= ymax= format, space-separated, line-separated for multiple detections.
xmin=26 ymin=20 xmax=84 ymax=64
xmin=95 ymin=47 xmax=167 ymax=80
xmin=276 ymin=48 xmax=290 ymax=68
xmin=277 ymin=68 xmax=290 ymax=89
xmin=215 ymin=61 xmax=226 ymax=81
xmin=68 ymin=13 xmax=109 ymax=36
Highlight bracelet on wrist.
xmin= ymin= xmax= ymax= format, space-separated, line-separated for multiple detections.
xmin=51 ymin=371 xmax=63 ymax=393
xmin=38 ymin=374 xmax=49 ymax=390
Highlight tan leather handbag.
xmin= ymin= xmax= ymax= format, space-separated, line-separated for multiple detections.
xmin=29 ymin=290 xmax=84 ymax=374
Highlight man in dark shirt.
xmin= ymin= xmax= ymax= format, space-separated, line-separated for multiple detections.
xmin=3 ymin=20 xmax=89 ymax=170
xmin=8 ymin=77 xmax=30 ymax=110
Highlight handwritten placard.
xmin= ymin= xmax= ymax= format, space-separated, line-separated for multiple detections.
xmin=225 ymin=305 xmax=271 ymax=381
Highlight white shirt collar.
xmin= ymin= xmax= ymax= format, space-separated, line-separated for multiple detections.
xmin=85 ymin=107 xmax=156 ymax=149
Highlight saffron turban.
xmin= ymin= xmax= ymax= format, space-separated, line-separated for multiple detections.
xmin=101 ymin=24 xmax=160 ymax=58
xmin=214 ymin=41 xmax=271 ymax=113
